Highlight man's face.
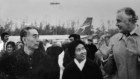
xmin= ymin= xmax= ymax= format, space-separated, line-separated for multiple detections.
xmin=52 ymin=40 xmax=57 ymax=46
xmin=116 ymin=11 xmax=132 ymax=34
xmin=4 ymin=35 xmax=9 ymax=42
xmin=75 ymin=44 xmax=87 ymax=62
xmin=17 ymin=42 xmax=23 ymax=49
xmin=87 ymin=40 xmax=92 ymax=44
xmin=24 ymin=29 xmax=39 ymax=50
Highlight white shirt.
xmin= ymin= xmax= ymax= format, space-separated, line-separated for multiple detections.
xmin=44 ymin=43 xmax=52 ymax=51
xmin=58 ymin=51 xmax=65 ymax=79
xmin=58 ymin=51 xmax=65 ymax=69
xmin=130 ymin=25 xmax=138 ymax=35
xmin=74 ymin=58 xmax=86 ymax=71
xmin=0 ymin=40 xmax=4 ymax=52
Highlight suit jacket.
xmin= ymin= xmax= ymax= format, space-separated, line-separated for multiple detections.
xmin=14 ymin=48 xmax=46 ymax=79
xmin=62 ymin=58 xmax=103 ymax=79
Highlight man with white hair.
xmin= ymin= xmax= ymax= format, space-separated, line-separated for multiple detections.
xmin=100 ymin=7 xmax=140 ymax=79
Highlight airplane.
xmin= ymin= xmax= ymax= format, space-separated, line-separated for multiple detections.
xmin=75 ymin=17 xmax=93 ymax=35
xmin=50 ymin=2 xmax=60 ymax=5
xmin=75 ymin=17 xmax=100 ymax=44
xmin=9 ymin=17 xmax=95 ymax=43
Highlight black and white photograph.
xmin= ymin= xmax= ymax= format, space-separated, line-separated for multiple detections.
xmin=0 ymin=0 xmax=140 ymax=79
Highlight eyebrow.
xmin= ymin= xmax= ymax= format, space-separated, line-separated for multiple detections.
xmin=32 ymin=34 xmax=39 ymax=36
xmin=117 ymin=19 xmax=121 ymax=22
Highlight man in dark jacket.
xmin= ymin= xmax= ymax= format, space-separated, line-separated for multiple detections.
xmin=0 ymin=27 xmax=52 ymax=79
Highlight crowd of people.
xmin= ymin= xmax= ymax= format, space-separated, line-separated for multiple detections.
xmin=0 ymin=7 xmax=139 ymax=79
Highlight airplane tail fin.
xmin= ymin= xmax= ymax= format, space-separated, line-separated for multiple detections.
xmin=75 ymin=17 xmax=93 ymax=35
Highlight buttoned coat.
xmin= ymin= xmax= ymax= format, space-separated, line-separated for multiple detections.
xmin=105 ymin=26 xmax=140 ymax=79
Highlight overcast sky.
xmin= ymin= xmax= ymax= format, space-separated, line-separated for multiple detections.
xmin=0 ymin=0 xmax=140 ymax=29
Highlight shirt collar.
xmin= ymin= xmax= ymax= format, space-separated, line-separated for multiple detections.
xmin=119 ymin=25 xmax=140 ymax=41
xmin=130 ymin=25 xmax=138 ymax=35
xmin=74 ymin=58 xmax=86 ymax=71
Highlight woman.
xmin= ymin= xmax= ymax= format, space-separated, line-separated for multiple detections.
xmin=0 ymin=41 xmax=16 ymax=79
xmin=5 ymin=41 xmax=16 ymax=55
xmin=62 ymin=40 xmax=103 ymax=79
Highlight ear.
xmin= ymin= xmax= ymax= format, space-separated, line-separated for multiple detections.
xmin=128 ymin=17 xmax=133 ymax=23
xmin=135 ymin=15 xmax=138 ymax=20
xmin=22 ymin=37 xmax=26 ymax=44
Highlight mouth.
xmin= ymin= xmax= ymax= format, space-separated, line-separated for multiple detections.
xmin=35 ymin=43 xmax=39 ymax=47
xmin=117 ymin=25 xmax=121 ymax=29
xmin=81 ymin=54 xmax=86 ymax=58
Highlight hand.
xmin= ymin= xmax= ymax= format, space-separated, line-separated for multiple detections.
xmin=99 ymin=43 xmax=113 ymax=58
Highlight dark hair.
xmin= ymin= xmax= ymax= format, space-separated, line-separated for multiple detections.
xmin=117 ymin=7 xmax=138 ymax=23
xmin=20 ymin=27 xmax=39 ymax=43
xmin=1 ymin=32 xmax=9 ymax=41
xmin=69 ymin=34 xmax=80 ymax=40
xmin=67 ymin=40 xmax=88 ymax=58
xmin=6 ymin=41 xmax=16 ymax=51
xmin=16 ymin=41 xmax=23 ymax=44
xmin=88 ymin=39 xmax=93 ymax=42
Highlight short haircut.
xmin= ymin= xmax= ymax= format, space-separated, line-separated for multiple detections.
xmin=1 ymin=32 xmax=9 ymax=41
xmin=20 ymin=27 xmax=39 ymax=43
xmin=117 ymin=7 xmax=138 ymax=23
xmin=69 ymin=34 xmax=80 ymax=41
xmin=87 ymin=39 xmax=93 ymax=42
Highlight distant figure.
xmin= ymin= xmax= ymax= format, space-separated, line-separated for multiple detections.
xmin=86 ymin=39 xmax=98 ymax=61
xmin=42 ymin=39 xmax=52 ymax=52
xmin=0 ymin=32 xmax=9 ymax=54
xmin=16 ymin=41 xmax=23 ymax=50
xmin=62 ymin=40 xmax=103 ymax=79
xmin=0 ymin=41 xmax=16 ymax=79
xmin=5 ymin=41 xmax=16 ymax=55
xmin=69 ymin=34 xmax=81 ymax=42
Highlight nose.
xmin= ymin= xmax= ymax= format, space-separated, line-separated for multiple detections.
xmin=36 ymin=37 xmax=40 ymax=42
xmin=81 ymin=49 xmax=86 ymax=54
xmin=116 ymin=23 xmax=120 ymax=29
xmin=116 ymin=22 xmax=119 ymax=27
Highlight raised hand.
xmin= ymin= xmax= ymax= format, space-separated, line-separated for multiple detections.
xmin=99 ymin=43 xmax=114 ymax=59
